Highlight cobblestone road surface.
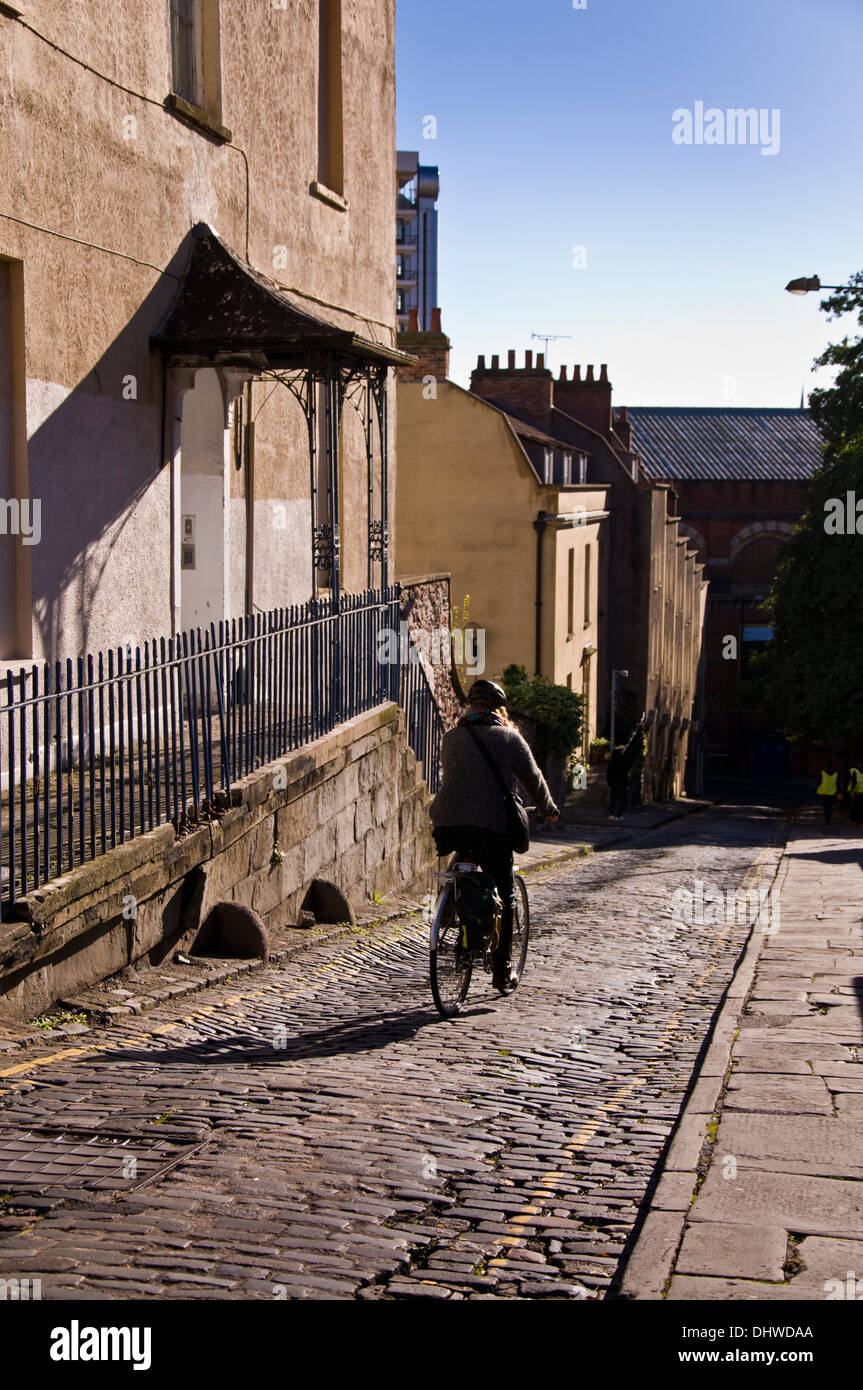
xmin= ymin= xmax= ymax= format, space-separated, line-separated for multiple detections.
xmin=0 ymin=802 xmax=786 ymax=1300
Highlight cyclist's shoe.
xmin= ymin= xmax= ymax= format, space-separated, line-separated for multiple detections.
xmin=492 ymin=961 xmax=517 ymax=993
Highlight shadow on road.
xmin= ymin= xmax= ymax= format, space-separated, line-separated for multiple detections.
xmin=785 ymin=847 xmax=863 ymax=865
xmin=87 ymin=1003 xmax=498 ymax=1070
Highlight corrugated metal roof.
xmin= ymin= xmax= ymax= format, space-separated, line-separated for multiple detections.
xmin=626 ymin=407 xmax=822 ymax=482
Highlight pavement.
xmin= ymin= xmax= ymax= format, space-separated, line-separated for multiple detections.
xmin=619 ymin=805 xmax=863 ymax=1301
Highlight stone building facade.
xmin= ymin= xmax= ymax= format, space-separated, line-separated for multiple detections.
xmin=0 ymin=3 xmax=447 ymax=1016
xmin=0 ymin=0 xmax=402 ymax=667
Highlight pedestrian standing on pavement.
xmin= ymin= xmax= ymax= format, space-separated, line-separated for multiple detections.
xmin=429 ymin=679 xmax=558 ymax=993
xmin=816 ymin=761 xmax=839 ymax=825
xmin=607 ymin=719 xmax=646 ymax=820
xmin=849 ymin=761 xmax=863 ymax=825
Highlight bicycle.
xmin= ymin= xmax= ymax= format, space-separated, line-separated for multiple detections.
xmin=429 ymin=850 xmax=530 ymax=1020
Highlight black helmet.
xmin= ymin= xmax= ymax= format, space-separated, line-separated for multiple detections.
xmin=467 ymin=679 xmax=507 ymax=709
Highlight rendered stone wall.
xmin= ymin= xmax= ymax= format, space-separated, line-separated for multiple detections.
xmin=0 ymin=704 xmax=436 ymax=1022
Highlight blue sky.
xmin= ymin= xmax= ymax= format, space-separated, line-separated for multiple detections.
xmin=396 ymin=0 xmax=863 ymax=405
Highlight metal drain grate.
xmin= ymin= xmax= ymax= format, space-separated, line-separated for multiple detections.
xmin=0 ymin=1127 xmax=206 ymax=1192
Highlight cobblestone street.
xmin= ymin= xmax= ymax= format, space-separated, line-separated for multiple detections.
xmin=0 ymin=802 xmax=786 ymax=1301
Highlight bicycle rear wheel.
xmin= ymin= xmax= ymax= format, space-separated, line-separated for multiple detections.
xmin=430 ymin=881 xmax=473 ymax=1018
xmin=509 ymin=873 xmax=530 ymax=988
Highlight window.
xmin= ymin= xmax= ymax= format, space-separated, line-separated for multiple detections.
xmin=742 ymin=624 xmax=773 ymax=677
xmin=396 ymin=255 xmax=404 ymax=279
xmin=562 ymin=453 xmax=573 ymax=485
xmin=317 ymin=0 xmax=344 ymax=195
xmin=543 ymin=448 xmax=553 ymax=484
xmin=168 ymin=1 xmax=227 ymax=137
xmin=170 ymin=0 xmax=201 ymax=106
xmin=567 ymin=549 xmax=575 ymax=636
xmin=396 ymin=290 xmax=405 ymax=314
xmin=584 ymin=544 xmax=592 ymax=626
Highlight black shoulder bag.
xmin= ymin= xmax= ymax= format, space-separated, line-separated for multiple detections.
xmin=465 ymin=723 xmax=531 ymax=854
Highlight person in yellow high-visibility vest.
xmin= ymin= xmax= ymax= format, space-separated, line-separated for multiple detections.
xmin=816 ymin=763 xmax=839 ymax=824
xmin=849 ymin=764 xmax=863 ymax=825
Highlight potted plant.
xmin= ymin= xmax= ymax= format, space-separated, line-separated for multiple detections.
xmin=589 ymin=737 xmax=610 ymax=766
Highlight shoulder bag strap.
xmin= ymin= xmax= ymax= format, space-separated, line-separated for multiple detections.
xmin=464 ymin=722 xmax=514 ymax=804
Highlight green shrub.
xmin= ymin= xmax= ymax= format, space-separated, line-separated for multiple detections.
xmin=502 ymin=664 xmax=585 ymax=768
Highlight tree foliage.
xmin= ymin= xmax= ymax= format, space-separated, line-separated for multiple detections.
xmin=763 ymin=273 xmax=863 ymax=743
xmin=501 ymin=664 xmax=584 ymax=766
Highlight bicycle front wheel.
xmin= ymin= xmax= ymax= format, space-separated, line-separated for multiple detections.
xmin=509 ymin=873 xmax=530 ymax=988
xmin=430 ymin=882 xmax=473 ymax=1018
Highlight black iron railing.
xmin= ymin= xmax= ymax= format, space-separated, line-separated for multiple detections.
xmin=0 ymin=587 xmax=453 ymax=917
xmin=0 ymin=588 xmax=444 ymax=916
xmin=401 ymin=654 xmax=444 ymax=797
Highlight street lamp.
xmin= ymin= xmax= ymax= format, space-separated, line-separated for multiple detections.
xmin=610 ymin=668 xmax=629 ymax=753
xmin=785 ymin=276 xmax=845 ymax=295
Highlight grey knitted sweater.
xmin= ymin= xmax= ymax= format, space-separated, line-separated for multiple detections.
xmin=429 ymin=723 xmax=557 ymax=838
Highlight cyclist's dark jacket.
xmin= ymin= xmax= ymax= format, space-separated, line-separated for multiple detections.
xmin=430 ymin=723 xmax=557 ymax=839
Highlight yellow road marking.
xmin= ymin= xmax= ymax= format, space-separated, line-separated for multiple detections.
xmin=488 ymin=843 xmax=780 ymax=1266
xmin=0 ymin=921 xmax=413 ymax=1092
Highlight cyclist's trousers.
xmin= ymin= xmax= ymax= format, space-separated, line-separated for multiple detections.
xmin=433 ymin=825 xmax=515 ymax=965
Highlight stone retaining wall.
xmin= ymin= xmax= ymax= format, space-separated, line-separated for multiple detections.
xmin=0 ymin=704 xmax=436 ymax=1022
xmin=399 ymin=573 xmax=463 ymax=729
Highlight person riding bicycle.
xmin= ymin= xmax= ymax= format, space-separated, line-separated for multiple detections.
xmin=429 ymin=679 xmax=559 ymax=993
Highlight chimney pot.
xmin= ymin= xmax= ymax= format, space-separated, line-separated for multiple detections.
xmin=618 ymin=404 xmax=628 ymax=421
xmin=491 ymin=354 xmax=500 ymax=370
xmin=430 ymin=307 xmax=442 ymax=333
xmin=525 ymin=350 xmax=533 ymax=369
xmin=408 ymin=307 xmax=419 ymax=332
xmin=537 ymin=353 xmax=545 ymax=370
xmin=477 ymin=355 xmax=486 ymax=370
xmin=508 ymin=350 xmax=516 ymax=368
xmin=573 ymin=365 xmax=581 ymax=382
xmin=559 ymin=365 xmax=568 ymax=381
xmin=586 ymin=364 xmax=595 ymax=383
xmin=599 ymin=363 xmax=608 ymax=382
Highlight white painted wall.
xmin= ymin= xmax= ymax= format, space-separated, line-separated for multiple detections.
xmin=179 ymin=369 xmax=227 ymax=635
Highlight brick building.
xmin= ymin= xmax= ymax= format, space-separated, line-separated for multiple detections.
xmin=627 ymin=407 xmax=823 ymax=781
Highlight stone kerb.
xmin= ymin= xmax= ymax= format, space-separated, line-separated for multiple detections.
xmin=0 ymin=703 xmax=437 ymax=1022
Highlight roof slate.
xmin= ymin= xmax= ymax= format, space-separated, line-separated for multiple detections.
xmin=626 ymin=407 xmax=823 ymax=482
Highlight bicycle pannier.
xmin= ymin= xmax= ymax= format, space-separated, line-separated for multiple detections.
xmin=455 ymin=871 xmax=502 ymax=950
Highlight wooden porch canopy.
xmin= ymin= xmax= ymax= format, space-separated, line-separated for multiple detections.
xmin=152 ymin=224 xmax=413 ymax=596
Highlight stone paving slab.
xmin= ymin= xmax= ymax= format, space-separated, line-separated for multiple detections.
xmin=676 ymin=1221 xmax=787 ymax=1281
xmin=619 ymin=810 xmax=863 ymax=1301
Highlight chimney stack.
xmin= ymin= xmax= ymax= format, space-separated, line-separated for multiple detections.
xmin=396 ymin=307 xmax=451 ymax=383
xmin=468 ymin=342 xmax=554 ymax=427
xmin=553 ymin=363 xmax=613 ymax=437
xmin=614 ymin=404 xmax=632 ymax=449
